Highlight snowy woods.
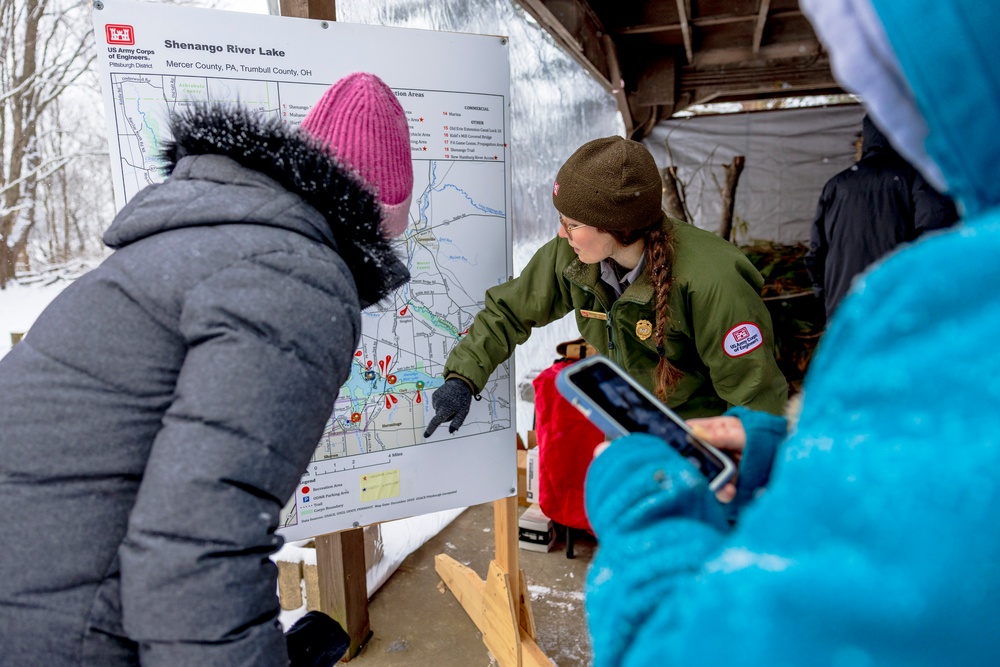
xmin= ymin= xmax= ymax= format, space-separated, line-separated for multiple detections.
xmin=0 ymin=0 xmax=116 ymax=288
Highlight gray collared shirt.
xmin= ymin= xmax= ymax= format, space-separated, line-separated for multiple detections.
xmin=600 ymin=254 xmax=646 ymax=298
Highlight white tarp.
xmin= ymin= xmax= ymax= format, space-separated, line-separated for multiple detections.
xmin=646 ymin=104 xmax=867 ymax=244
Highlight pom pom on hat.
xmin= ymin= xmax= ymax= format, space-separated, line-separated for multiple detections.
xmin=552 ymin=136 xmax=663 ymax=232
xmin=301 ymin=72 xmax=414 ymax=238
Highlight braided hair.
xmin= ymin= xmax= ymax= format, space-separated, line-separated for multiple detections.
xmin=608 ymin=217 xmax=683 ymax=401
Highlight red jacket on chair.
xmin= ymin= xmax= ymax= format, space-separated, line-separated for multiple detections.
xmin=532 ymin=358 xmax=605 ymax=532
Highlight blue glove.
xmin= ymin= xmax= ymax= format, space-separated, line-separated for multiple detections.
xmin=424 ymin=377 xmax=474 ymax=437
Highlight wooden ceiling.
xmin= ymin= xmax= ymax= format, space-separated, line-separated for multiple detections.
xmin=513 ymin=0 xmax=841 ymax=139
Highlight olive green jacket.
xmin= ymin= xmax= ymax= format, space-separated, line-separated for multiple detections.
xmin=444 ymin=216 xmax=788 ymax=417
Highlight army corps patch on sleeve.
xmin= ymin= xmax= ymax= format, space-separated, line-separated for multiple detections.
xmin=722 ymin=322 xmax=763 ymax=357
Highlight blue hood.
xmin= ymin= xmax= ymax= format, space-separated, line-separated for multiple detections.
xmin=871 ymin=0 xmax=1000 ymax=219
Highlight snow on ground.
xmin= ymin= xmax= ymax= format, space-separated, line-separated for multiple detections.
xmin=0 ymin=262 xmax=98 ymax=360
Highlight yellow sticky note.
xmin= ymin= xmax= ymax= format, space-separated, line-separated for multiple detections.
xmin=360 ymin=470 xmax=401 ymax=502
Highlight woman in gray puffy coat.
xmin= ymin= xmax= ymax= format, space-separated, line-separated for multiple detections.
xmin=0 ymin=72 xmax=412 ymax=667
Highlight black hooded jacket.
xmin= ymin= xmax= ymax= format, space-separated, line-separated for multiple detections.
xmin=805 ymin=115 xmax=957 ymax=319
xmin=0 ymin=105 xmax=408 ymax=666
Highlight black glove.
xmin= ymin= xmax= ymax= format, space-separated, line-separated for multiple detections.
xmin=423 ymin=377 xmax=474 ymax=437
xmin=285 ymin=611 xmax=350 ymax=667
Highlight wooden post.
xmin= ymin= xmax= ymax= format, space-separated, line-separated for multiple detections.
xmin=315 ymin=529 xmax=371 ymax=659
xmin=272 ymin=2 xmax=375 ymax=659
xmin=435 ymin=492 xmax=550 ymax=666
xmin=277 ymin=0 xmax=337 ymax=20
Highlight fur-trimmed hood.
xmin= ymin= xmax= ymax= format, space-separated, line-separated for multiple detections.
xmin=104 ymin=103 xmax=409 ymax=307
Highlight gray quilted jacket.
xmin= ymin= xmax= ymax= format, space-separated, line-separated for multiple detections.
xmin=0 ymin=105 xmax=407 ymax=666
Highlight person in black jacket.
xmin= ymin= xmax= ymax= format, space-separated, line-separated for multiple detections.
xmin=805 ymin=114 xmax=958 ymax=319
xmin=0 ymin=72 xmax=412 ymax=667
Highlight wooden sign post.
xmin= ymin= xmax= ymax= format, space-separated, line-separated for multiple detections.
xmin=273 ymin=3 xmax=371 ymax=662
xmin=278 ymin=1 xmax=523 ymax=659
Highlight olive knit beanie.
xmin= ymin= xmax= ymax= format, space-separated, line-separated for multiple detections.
xmin=552 ymin=136 xmax=663 ymax=232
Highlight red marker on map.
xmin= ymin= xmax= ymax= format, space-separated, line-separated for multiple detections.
xmin=354 ymin=350 xmax=362 ymax=357
xmin=416 ymin=391 xmax=422 ymax=403
xmin=399 ymin=305 xmax=408 ymax=316
xmin=390 ymin=394 xmax=398 ymax=404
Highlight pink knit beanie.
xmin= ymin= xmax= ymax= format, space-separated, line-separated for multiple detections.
xmin=301 ymin=73 xmax=414 ymax=239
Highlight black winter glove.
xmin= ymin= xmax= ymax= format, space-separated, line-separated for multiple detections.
xmin=423 ymin=377 xmax=474 ymax=437
xmin=285 ymin=611 xmax=350 ymax=667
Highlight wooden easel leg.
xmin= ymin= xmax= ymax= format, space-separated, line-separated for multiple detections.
xmin=315 ymin=528 xmax=372 ymax=660
xmin=517 ymin=567 xmax=537 ymax=640
xmin=435 ymin=494 xmax=554 ymax=667
xmin=483 ymin=560 xmax=521 ymax=666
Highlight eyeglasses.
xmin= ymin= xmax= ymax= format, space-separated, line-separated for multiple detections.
xmin=559 ymin=215 xmax=589 ymax=238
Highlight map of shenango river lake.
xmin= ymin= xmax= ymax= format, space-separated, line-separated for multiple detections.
xmin=106 ymin=73 xmax=513 ymax=465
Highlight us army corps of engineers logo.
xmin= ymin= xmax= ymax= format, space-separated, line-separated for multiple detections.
xmin=723 ymin=322 xmax=763 ymax=357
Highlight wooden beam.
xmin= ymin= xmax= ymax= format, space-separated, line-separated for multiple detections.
xmin=513 ymin=0 xmax=613 ymax=90
xmin=691 ymin=39 xmax=823 ymax=67
xmin=753 ymin=0 xmax=772 ymax=55
xmin=616 ymin=9 xmax=803 ymax=36
xmin=602 ymin=32 xmax=635 ymax=137
xmin=682 ymin=60 xmax=841 ymax=107
xmin=515 ymin=0 xmax=582 ymax=55
xmin=619 ymin=14 xmax=752 ymax=35
xmin=682 ymin=59 xmax=836 ymax=89
xmin=277 ymin=0 xmax=336 ymax=20
xmin=674 ymin=0 xmax=694 ymax=64
xmin=688 ymin=90 xmax=722 ymax=108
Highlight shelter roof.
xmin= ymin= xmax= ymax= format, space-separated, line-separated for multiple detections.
xmin=514 ymin=0 xmax=841 ymax=138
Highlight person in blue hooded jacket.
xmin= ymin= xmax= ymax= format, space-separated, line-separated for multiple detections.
xmin=583 ymin=1 xmax=1000 ymax=665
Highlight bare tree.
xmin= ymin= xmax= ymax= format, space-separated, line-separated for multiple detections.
xmin=662 ymin=132 xmax=748 ymax=242
xmin=714 ymin=155 xmax=746 ymax=242
xmin=1 ymin=0 xmax=95 ymax=288
xmin=660 ymin=164 xmax=688 ymax=221
xmin=660 ymin=137 xmax=693 ymax=222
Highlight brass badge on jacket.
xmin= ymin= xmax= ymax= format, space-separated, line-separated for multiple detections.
xmin=636 ymin=319 xmax=653 ymax=340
